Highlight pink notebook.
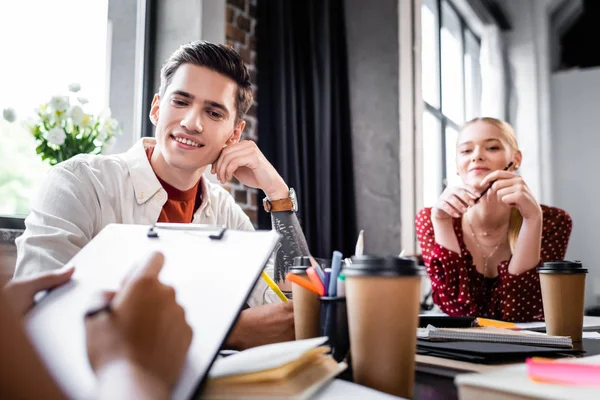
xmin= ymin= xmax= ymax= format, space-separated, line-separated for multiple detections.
xmin=527 ymin=357 xmax=600 ymax=386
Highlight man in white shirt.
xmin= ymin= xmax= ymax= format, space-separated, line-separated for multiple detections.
xmin=15 ymin=40 xmax=310 ymax=349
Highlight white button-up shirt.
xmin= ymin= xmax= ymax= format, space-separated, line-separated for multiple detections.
xmin=15 ymin=138 xmax=279 ymax=306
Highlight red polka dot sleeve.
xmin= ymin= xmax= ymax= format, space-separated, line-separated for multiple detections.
xmin=416 ymin=208 xmax=478 ymax=317
xmin=415 ymin=206 xmax=572 ymax=322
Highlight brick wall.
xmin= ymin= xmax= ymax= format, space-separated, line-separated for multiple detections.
xmin=225 ymin=0 xmax=259 ymax=226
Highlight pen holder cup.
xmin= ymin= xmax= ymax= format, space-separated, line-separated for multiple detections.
xmin=319 ymin=296 xmax=350 ymax=364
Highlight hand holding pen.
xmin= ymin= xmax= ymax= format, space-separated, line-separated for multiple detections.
xmin=478 ymin=162 xmax=542 ymax=219
xmin=85 ymin=252 xmax=193 ymax=391
xmin=432 ymin=162 xmax=515 ymax=220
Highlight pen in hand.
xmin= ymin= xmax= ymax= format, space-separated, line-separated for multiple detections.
xmin=474 ymin=162 xmax=514 ymax=204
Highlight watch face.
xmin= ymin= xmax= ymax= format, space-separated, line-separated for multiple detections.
xmin=289 ymin=188 xmax=298 ymax=212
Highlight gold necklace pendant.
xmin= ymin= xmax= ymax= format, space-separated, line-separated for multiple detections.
xmin=468 ymin=213 xmax=504 ymax=277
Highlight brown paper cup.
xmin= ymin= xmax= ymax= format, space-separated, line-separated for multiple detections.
xmin=291 ymin=275 xmax=321 ymax=340
xmin=538 ymin=261 xmax=588 ymax=342
xmin=344 ymin=256 xmax=422 ymax=399
xmin=540 ymin=273 xmax=586 ymax=341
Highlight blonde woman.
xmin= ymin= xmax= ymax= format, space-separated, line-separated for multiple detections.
xmin=416 ymin=117 xmax=572 ymax=322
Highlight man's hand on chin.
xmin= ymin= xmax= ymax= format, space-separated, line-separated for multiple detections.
xmin=225 ymin=301 xmax=295 ymax=350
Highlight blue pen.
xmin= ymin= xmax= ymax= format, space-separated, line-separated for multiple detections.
xmin=313 ymin=262 xmax=326 ymax=284
xmin=328 ymin=251 xmax=343 ymax=297
xmin=323 ymin=268 xmax=331 ymax=296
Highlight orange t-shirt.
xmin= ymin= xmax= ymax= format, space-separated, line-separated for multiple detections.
xmin=146 ymin=147 xmax=200 ymax=223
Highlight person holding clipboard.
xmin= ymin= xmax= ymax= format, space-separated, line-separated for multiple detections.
xmin=13 ymin=41 xmax=310 ymax=350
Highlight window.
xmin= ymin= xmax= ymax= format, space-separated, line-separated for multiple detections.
xmin=0 ymin=0 xmax=109 ymax=217
xmin=420 ymin=0 xmax=482 ymax=206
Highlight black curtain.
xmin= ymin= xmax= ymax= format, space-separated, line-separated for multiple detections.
xmin=256 ymin=0 xmax=357 ymax=259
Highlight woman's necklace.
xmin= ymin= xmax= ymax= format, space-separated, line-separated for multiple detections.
xmin=467 ymin=213 xmax=506 ymax=277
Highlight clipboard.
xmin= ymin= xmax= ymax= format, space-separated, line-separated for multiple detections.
xmin=24 ymin=223 xmax=281 ymax=400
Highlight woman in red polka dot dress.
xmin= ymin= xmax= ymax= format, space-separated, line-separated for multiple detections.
xmin=416 ymin=117 xmax=572 ymax=322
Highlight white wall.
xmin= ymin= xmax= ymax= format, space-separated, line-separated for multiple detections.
xmin=550 ymin=67 xmax=600 ymax=308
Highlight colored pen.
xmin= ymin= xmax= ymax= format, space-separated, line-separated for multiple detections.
xmin=336 ymin=274 xmax=346 ymax=297
xmin=323 ymin=268 xmax=331 ymax=296
xmin=328 ymin=251 xmax=343 ymax=297
xmin=286 ymin=273 xmax=321 ymax=295
xmin=306 ymin=254 xmax=326 ymax=282
xmin=355 ymin=230 xmax=364 ymax=256
xmin=261 ymin=271 xmax=288 ymax=303
xmin=313 ymin=262 xmax=326 ymax=283
xmin=306 ymin=267 xmax=326 ymax=296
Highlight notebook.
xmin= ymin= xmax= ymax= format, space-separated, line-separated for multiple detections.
xmin=456 ymin=355 xmax=600 ymax=400
xmin=418 ymin=326 xmax=573 ymax=348
xmin=416 ymin=340 xmax=580 ymax=364
xmin=24 ymin=224 xmax=281 ymax=400
xmin=203 ymin=337 xmax=347 ymax=399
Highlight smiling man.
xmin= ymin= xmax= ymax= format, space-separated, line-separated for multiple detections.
xmin=15 ymin=41 xmax=310 ymax=349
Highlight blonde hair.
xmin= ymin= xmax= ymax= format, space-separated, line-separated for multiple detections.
xmin=461 ymin=117 xmax=523 ymax=252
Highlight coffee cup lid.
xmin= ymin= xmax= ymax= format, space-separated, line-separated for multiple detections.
xmin=290 ymin=256 xmax=332 ymax=274
xmin=290 ymin=256 xmax=312 ymax=274
xmin=537 ymin=260 xmax=588 ymax=274
xmin=343 ymin=255 xmax=423 ymax=277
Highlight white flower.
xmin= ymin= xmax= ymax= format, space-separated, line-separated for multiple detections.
xmin=77 ymin=96 xmax=89 ymax=105
xmin=103 ymin=136 xmax=116 ymax=152
xmin=80 ymin=114 xmax=93 ymax=128
xmin=99 ymin=117 xmax=118 ymax=136
xmin=2 ymin=107 xmax=16 ymax=123
xmin=68 ymin=105 xmax=85 ymax=125
xmin=107 ymin=117 xmax=119 ymax=130
xmin=45 ymin=127 xmax=66 ymax=146
xmin=21 ymin=117 xmax=40 ymax=131
xmin=50 ymin=96 xmax=69 ymax=112
xmin=68 ymin=83 xmax=81 ymax=93
xmin=96 ymin=129 xmax=108 ymax=142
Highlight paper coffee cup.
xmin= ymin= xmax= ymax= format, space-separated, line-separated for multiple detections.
xmin=290 ymin=256 xmax=321 ymax=340
xmin=537 ymin=261 xmax=588 ymax=342
xmin=344 ymin=255 xmax=423 ymax=399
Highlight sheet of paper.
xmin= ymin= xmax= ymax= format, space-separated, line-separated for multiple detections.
xmin=515 ymin=316 xmax=600 ymax=332
xmin=25 ymin=224 xmax=280 ymax=400
xmin=209 ymin=337 xmax=328 ymax=378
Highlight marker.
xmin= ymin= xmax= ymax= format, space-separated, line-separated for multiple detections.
xmin=286 ymin=273 xmax=321 ymax=296
xmin=328 ymin=251 xmax=343 ymax=297
xmin=336 ymin=274 xmax=346 ymax=297
xmin=306 ymin=267 xmax=326 ymax=296
xmin=323 ymin=268 xmax=331 ymax=296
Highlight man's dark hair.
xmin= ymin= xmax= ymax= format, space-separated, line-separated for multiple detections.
xmin=159 ymin=41 xmax=253 ymax=123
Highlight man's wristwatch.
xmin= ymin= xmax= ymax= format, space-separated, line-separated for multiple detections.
xmin=263 ymin=188 xmax=298 ymax=213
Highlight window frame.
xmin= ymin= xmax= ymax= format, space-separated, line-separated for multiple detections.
xmin=423 ymin=0 xmax=481 ymax=195
xmin=0 ymin=0 xmax=157 ymax=228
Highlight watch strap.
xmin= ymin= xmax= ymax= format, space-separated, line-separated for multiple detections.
xmin=263 ymin=197 xmax=294 ymax=212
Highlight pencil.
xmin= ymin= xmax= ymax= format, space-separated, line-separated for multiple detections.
xmin=261 ymin=271 xmax=288 ymax=302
